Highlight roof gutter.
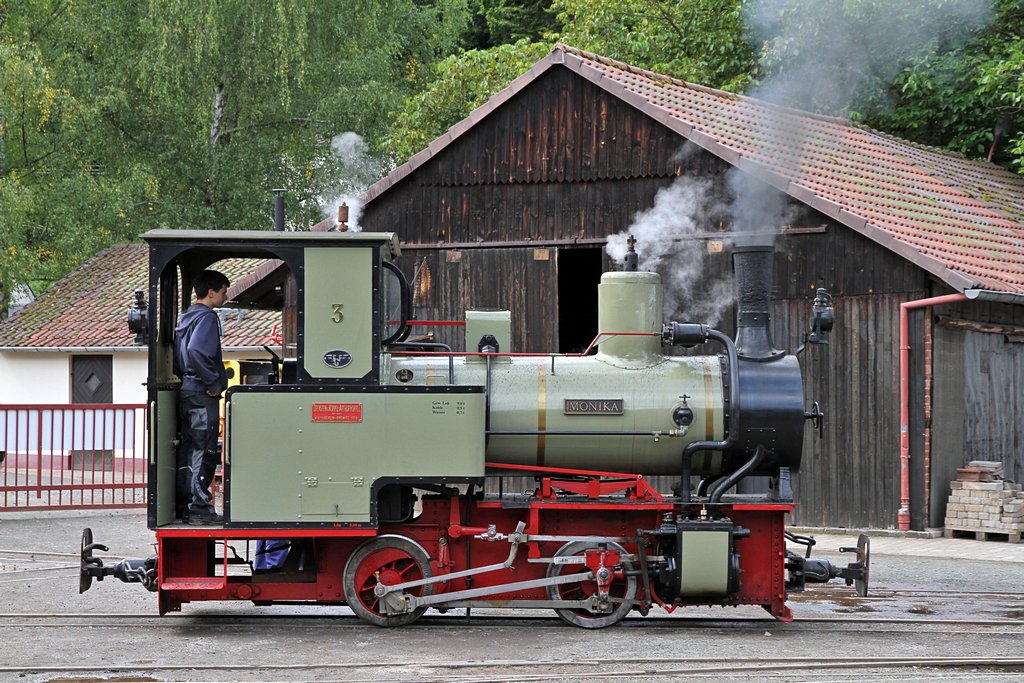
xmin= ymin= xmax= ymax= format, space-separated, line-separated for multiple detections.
xmin=898 ymin=293 xmax=967 ymax=531
xmin=964 ymin=288 xmax=1024 ymax=306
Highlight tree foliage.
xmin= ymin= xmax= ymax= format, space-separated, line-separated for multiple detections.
xmin=462 ymin=0 xmax=559 ymax=49
xmin=554 ymin=0 xmax=756 ymax=92
xmin=0 ymin=0 xmax=468 ymax=311
xmin=866 ymin=0 xmax=1024 ymax=168
xmin=4 ymin=0 xmax=1024 ymax=312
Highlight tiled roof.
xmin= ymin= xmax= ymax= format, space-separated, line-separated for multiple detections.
xmin=363 ymin=45 xmax=1024 ymax=295
xmin=0 ymin=244 xmax=281 ymax=349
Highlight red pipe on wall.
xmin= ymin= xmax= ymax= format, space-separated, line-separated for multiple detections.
xmin=898 ymin=293 xmax=967 ymax=531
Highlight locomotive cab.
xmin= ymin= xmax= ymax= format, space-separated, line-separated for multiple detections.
xmin=138 ymin=230 xmax=484 ymax=530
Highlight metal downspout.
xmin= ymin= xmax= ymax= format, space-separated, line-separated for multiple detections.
xmin=898 ymin=293 xmax=967 ymax=531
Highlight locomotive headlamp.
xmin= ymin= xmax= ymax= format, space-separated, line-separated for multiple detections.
xmin=127 ymin=290 xmax=149 ymax=346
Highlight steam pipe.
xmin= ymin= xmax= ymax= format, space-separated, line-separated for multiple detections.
xmin=898 ymin=293 xmax=966 ymax=531
xmin=709 ymin=444 xmax=766 ymax=504
xmin=672 ymin=328 xmax=739 ymax=502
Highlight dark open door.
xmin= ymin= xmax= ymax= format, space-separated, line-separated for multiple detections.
xmin=556 ymin=247 xmax=603 ymax=353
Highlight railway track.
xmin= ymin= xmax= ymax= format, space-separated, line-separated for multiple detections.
xmin=1 ymin=655 xmax=1022 ymax=682
xmin=0 ymin=611 xmax=1021 ymax=632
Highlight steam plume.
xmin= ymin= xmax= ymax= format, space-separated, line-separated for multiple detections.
xmin=319 ymin=132 xmax=391 ymax=231
xmin=606 ymin=170 xmax=735 ymax=325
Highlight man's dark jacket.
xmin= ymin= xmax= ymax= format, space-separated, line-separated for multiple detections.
xmin=174 ymin=304 xmax=227 ymax=394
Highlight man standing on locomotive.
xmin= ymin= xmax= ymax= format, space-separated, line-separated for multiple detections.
xmin=174 ymin=270 xmax=230 ymax=525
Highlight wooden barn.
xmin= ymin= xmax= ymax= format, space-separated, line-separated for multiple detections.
xmin=340 ymin=45 xmax=1024 ymax=530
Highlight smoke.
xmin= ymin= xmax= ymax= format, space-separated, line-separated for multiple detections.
xmin=319 ymin=132 xmax=392 ymax=231
xmin=729 ymin=0 xmax=993 ymax=241
xmin=745 ymin=0 xmax=991 ymax=116
xmin=606 ymin=172 xmax=735 ymax=325
xmin=605 ymin=2 xmax=993 ymax=325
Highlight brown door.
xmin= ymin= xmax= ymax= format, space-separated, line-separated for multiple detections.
xmin=71 ymin=355 xmax=113 ymax=404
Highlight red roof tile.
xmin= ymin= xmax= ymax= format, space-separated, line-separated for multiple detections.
xmin=0 ymin=244 xmax=281 ymax=349
xmin=363 ymin=45 xmax=1024 ymax=295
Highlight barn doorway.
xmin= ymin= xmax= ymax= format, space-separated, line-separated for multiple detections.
xmin=557 ymin=247 xmax=603 ymax=353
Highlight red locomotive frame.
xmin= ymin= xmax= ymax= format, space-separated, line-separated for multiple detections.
xmin=147 ymin=463 xmax=796 ymax=623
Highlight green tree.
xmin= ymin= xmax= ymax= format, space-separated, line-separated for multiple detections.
xmin=0 ymin=1 xmax=135 ymax=310
xmin=0 ymin=0 xmax=469 ymax=312
xmin=554 ymin=0 xmax=755 ymax=91
xmin=870 ymin=0 xmax=1024 ymax=168
xmin=463 ymin=0 xmax=559 ymax=49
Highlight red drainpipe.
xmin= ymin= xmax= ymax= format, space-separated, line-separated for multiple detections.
xmin=898 ymin=293 xmax=967 ymax=530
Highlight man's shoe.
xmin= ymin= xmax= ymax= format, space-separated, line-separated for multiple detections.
xmin=187 ymin=511 xmax=223 ymax=526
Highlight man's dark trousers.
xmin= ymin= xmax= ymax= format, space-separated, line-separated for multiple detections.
xmin=177 ymin=391 xmax=220 ymax=518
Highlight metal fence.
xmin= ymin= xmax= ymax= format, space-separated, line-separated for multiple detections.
xmin=0 ymin=404 xmax=147 ymax=510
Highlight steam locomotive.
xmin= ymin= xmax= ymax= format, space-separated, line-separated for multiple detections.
xmin=80 ymin=228 xmax=868 ymax=627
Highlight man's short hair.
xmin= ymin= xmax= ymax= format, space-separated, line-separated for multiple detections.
xmin=193 ymin=270 xmax=230 ymax=300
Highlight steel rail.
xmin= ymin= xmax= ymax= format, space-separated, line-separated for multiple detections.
xmin=2 ymin=656 xmax=1022 ymax=678
xmin=1 ymin=612 xmax=1022 ymax=628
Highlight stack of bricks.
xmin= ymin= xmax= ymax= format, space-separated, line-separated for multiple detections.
xmin=944 ymin=461 xmax=1024 ymax=543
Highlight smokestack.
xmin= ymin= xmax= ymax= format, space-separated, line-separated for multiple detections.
xmin=272 ymin=189 xmax=285 ymax=231
xmin=733 ymin=243 xmax=783 ymax=361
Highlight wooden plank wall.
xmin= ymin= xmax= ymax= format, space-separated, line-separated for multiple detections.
xmin=360 ymin=67 xmax=712 ymax=250
xmin=963 ymin=330 xmax=1024 ymax=482
xmin=393 ymin=247 xmax=558 ymax=353
xmin=931 ymin=325 xmax=965 ymax=525
xmin=930 ymin=300 xmax=1024 ymax=526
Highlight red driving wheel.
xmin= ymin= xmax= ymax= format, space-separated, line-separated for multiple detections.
xmin=342 ymin=535 xmax=434 ymax=627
